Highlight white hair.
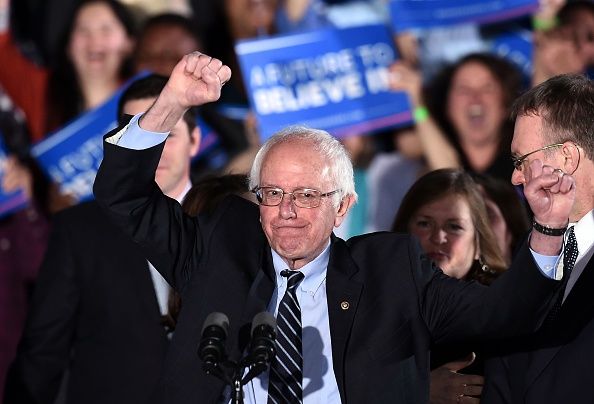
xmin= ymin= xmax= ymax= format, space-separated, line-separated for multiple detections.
xmin=249 ymin=125 xmax=358 ymax=207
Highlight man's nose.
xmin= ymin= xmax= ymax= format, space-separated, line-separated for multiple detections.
xmin=279 ymin=193 xmax=296 ymax=219
xmin=511 ymin=168 xmax=524 ymax=186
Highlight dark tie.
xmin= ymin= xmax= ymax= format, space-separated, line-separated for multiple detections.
xmin=268 ymin=270 xmax=305 ymax=404
xmin=546 ymin=226 xmax=579 ymax=326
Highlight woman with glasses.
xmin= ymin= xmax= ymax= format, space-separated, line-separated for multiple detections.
xmin=392 ymin=168 xmax=508 ymax=404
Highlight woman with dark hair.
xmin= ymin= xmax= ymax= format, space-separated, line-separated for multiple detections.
xmin=428 ymin=54 xmax=523 ymax=179
xmin=389 ymin=52 xmax=524 ymax=182
xmin=0 ymin=0 xmax=136 ymax=141
xmin=0 ymin=0 xmax=136 ymax=212
xmin=392 ymin=168 xmax=508 ymax=403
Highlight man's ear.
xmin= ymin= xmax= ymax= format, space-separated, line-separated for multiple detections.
xmin=334 ymin=195 xmax=356 ymax=227
xmin=562 ymin=142 xmax=581 ymax=175
xmin=189 ymin=127 xmax=201 ymax=158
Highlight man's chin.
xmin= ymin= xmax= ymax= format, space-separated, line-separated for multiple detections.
xmin=274 ymin=243 xmax=306 ymax=262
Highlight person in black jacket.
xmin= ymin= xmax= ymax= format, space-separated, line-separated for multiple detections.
xmin=4 ymin=74 xmax=200 ymax=404
xmin=92 ymin=52 xmax=573 ymax=404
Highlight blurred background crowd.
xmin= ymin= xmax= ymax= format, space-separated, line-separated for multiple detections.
xmin=0 ymin=0 xmax=593 ymax=403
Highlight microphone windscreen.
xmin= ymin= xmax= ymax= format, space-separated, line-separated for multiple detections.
xmin=251 ymin=311 xmax=276 ymax=335
xmin=201 ymin=312 xmax=230 ymax=336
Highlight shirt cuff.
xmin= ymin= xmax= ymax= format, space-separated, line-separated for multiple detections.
xmin=529 ymin=249 xmax=562 ymax=280
xmin=107 ymin=113 xmax=169 ymax=149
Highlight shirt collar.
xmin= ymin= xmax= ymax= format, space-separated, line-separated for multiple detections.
xmin=572 ymin=209 xmax=594 ymax=259
xmin=174 ymin=180 xmax=193 ymax=204
xmin=271 ymin=240 xmax=331 ymax=296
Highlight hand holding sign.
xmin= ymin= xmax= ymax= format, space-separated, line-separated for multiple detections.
xmin=0 ymin=140 xmax=28 ymax=217
xmin=139 ymin=53 xmax=232 ymax=134
xmin=1 ymin=155 xmax=32 ymax=201
xmin=389 ymin=61 xmax=423 ymax=107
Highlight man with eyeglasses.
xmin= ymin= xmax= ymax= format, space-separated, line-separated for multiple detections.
xmin=93 ymin=52 xmax=575 ymax=404
xmin=483 ymin=73 xmax=594 ymax=404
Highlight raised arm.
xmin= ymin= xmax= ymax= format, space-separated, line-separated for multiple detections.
xmin=93 ymin=53 xmax=231 ymax=289
xmin=389 ymin=61 xmax=461 ymax=170
xmin=424 ymin=160 xmax=574 ymax=343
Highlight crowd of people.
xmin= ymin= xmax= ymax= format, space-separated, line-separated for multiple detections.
xmin=1 ymin=0 xmax=594 ymax=403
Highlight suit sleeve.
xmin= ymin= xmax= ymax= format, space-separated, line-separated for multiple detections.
xmin=4 ymin=213 xmax=78 ymax=404
xmin=414 ymin=238 xmax=560 ymax=344
xmin=481 ymin=356 xmax=513 ymax=404
xmin=93 ymin=127 xmax=201 ymax=291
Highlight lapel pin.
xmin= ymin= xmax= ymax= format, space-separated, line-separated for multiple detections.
xmin=340 ymin=301 xmax=350 ymax=310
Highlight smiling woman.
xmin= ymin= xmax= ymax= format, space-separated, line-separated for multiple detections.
xmin=0 ymin=0 xmax=137 ymax=141
xmin=426 ymin=53 xmax=524 ymax=181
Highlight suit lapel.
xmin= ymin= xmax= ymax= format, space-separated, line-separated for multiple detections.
xmin=524 ymin=257 xmax=594 ymax=390
xmin=237 ymin=246 xmax=276 ymax=354
xmin=326 ymin=236 xmax=363 ymax=401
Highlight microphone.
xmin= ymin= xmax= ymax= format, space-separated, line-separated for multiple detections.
xmin=242 ymin=311 xmax=277 ymax=382
xmin=198 ymin=312 xmax=229 ymax=368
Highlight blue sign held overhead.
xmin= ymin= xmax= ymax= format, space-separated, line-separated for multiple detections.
xmin=32 ymin=72 xmax=226 ymax=204
xmin=29 ymin=72 xmax=154 ymax=203
xmin=390 ymin=0 xmax=538 ymax=32
xmin=490 ymin=28 xmax=533 ymax=80
xmin=31 ymin=96 xmax=120 ymax=203
xmin=236 ymin=24 xmax=413 ymax=140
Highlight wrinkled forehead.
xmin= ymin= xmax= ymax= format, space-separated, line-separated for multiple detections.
xmin=260 ymin=141 xmax=332 ymax=187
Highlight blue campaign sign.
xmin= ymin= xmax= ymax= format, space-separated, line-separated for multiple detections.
xmin=235 ymin=25 xmax=413 ymax=140
xmin=30 ymin=103 xmax=115 ymax=202
xmin=31 ymin=73 xmax=150 ymax=202
xmin=490 ymin=28 xmax=533 ymax=80
xmin=390 ymin=0 xmax=538 ymax=32
xmin=0 ymin=132 xmax=27 ymax=218
xmin=196 ymin=117 xmax=219 ymax=157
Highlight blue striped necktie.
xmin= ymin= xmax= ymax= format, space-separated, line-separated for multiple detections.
xmin=268 ymin=269 xmax=305 ymax=404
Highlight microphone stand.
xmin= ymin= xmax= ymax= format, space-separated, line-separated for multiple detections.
xmin=199 ymin=312 xmax=276 ymax=404
xmin=202 ymin=354 xmax=270 ymax=404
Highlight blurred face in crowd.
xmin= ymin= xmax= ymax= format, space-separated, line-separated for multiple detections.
xmin=572 ymin=9 xmax=594 ymax=66
xmin=258 ymin=140 xmax=349 ymax=270
xmin=135 ymin=24 xmax=202 ymax=76
xmin=68 ymin=1 xmax=134 ymax=79
xmin=446 ymin=61 xmax=507 ymax=148
xmin=408 ymin=193 xmax=479 ymax=279
xmin=224 ymin=0 xmax=278 ymax=39
xmin=122 ymin=97 xmax=200 ymax=199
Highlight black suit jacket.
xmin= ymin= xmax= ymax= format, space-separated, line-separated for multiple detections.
xmin=92 ymin=136 xmax=560 ymax=404
xmin=483 ymin=255 xmax=594 ymax=404
xmin=4 ymin=201 xmax=169 ymax=404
